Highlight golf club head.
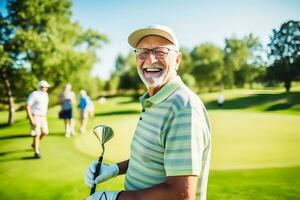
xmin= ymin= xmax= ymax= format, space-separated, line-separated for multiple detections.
xmin=93 ymin=125 xmax=114 ymax=145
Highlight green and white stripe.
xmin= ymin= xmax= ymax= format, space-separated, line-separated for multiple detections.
xmin=125 ymin=76 xmax=211 ymax=200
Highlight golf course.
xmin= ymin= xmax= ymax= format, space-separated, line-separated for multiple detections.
xmin=0 ymin=87 xmax=300 ymax=200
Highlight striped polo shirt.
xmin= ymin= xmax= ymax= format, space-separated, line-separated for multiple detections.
xmin=124 ymin=76 xmax=211 ymax=200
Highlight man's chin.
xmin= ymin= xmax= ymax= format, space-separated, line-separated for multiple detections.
xmin=144 ymin=78 xmax=166 ymax=89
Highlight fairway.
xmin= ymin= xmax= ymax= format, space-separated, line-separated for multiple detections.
xmin=1 ymin=90 xmax=300 ymax=199
xmin=210 ymin=110 xmax=300 ymax=169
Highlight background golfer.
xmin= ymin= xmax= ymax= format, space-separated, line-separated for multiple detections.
xmin=26 ymin=80 xmax=50 ymax=159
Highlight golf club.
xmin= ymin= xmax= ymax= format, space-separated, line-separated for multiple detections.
xmin=90 ymin=125 xmax=114 ymax=195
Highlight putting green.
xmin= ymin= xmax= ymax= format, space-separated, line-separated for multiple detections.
xmin=209 ymin=110 xmax=300 ymax=169
xmin=1 ymin=91 xmax=300 ymax=199
xmin=74 ymin=114 xmax=137 ymax=162
xmin=74 ymin=103 xmax=300 ymax=170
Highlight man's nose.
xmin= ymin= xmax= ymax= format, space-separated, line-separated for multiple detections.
xmin=147 ymin=52 xmax=158 ymax=64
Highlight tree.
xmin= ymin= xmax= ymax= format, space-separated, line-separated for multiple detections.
xmin=0 ymin=0 xmax=108 ymax=124
xmin=223 ymin=37 xmax=249 ymax=88
xmin=234 ymin=34 xmax=266 ymax=88
xmin=110 ymin=52 xmax=144 ymax=92
xmin=267 ymin=20 xmax=300 ymax=92
xmin=191 ymin=43 xmax=224 ymax=91
xmin=177 ymin=48 xmax=196 ymax=90
xmin=223 ymin=34 xmax=266 ymax=89
xmin=178 ymin=47 xmax=193 ymax=75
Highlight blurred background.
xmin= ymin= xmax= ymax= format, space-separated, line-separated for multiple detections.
xmin=0 ymin=0 xmax=299 ymax=199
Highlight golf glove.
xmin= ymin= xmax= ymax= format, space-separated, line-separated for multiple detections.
xmin=85 ymin=161 xmax=119 ymax=187
xmin=87 ymin=190 xmax=120 ymax=200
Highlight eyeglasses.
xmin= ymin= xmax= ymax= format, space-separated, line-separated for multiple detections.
xmin=134 ymin=47 xmax=178 ymax=60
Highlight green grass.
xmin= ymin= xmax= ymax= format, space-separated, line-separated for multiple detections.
xmin=202 ymin=86 xmax=300 ymax=115
xmin=210 ymin=110 xmax=300 ymax=169
xmin=0 ymin=88 xmax=300 ymax=199
xmin=208 ymin=167 xmax=300 ymax=200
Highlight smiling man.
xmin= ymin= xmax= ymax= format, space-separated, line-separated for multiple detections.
xmin=85 ymin=25 xmax=211 ymax=200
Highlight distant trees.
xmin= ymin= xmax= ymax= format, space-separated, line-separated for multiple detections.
xmin=223 ymin=37 xmax=249 ymax=88
xmin=178 ymin=48 xmax=196 ymax=89
xmin=107 ymin=21 xmax=297 ymax=93
xmin=267 ymin=20 xmax=300 ymax=92
xmin=223 ymin=34 xmax=267 ymax=89
xmin=110 ymin=34 xmax=266 ymax=93
xmin=1 ymin=0 xmax=298 ymax=126
xmin=110 ymin=23 xmax=300 ymax=93
xmin=107 ymin=52 xmax=144 ymax=92
xmin=191 ymin=43 xmax=224 ymax=92
xmin=0 ymin=0 xmax=108 ymax=124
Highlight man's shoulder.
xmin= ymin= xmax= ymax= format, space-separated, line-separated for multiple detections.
xmin=167 ymin=85 xmax=203 ymax=110
xmin=28 ymin=90 xmax=39 ymax=97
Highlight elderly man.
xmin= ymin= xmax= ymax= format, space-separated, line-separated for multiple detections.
xmin=26 ymin=80 xmax=50 ymax=159
xmin=85 ymin=25 xmax=211 ymax=200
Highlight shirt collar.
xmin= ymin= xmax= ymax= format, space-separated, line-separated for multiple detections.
xmin=139 ymin=76 xmax=182 ymax=108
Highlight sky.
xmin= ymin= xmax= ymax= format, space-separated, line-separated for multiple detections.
xmin=1 ymin=0 xmax=300 ymax=80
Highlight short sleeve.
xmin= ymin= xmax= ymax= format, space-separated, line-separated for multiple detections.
xmin=164 ymin=107 xmax=209 ymax=177
xmin=27 ymin=92 xmax=36 ymax=106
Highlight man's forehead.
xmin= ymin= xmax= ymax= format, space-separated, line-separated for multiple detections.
xmin=136 ymin=35 xmax=175 ymax=48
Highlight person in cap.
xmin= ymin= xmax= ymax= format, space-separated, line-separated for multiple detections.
xmin=26 ymin=80 xmax=50 ymax=159
xmin=85 ymin=25 xmax=211 ymax=200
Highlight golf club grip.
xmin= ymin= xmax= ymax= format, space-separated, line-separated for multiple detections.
xmin=90 ymin=156 xmax=103 ymax=195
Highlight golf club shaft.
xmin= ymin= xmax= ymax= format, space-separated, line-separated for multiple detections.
xmin=90 ymin=156 xmax=103 ymax=195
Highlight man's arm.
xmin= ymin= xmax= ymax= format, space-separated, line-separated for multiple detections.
xmin=119 ymin=175 xmax=198 ymax=200
xmin=116 ymin=160 xmax=129 ymax=175
xmin=26 ymin=104 xmax=35 ymax=125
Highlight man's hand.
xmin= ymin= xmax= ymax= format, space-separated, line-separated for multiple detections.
xmin=87 ymin=190 xmax=119 ymax=200
xmin=85 ymin=162 xmax=119 ymax=187
xmin=30 ymin=117 xmax=36 ymax=126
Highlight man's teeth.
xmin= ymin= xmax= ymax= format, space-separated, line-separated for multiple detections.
xmin=145 ymin=68 xmax=162 ymax=72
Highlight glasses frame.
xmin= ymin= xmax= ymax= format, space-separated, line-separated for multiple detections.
xmin=134 ymin=47 xmax=178 ymax=60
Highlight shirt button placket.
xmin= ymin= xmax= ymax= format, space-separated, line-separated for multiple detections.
xmin=140 ymin=108 xmax=145 ymax=120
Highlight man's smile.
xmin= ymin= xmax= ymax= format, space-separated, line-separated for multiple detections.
xmin=143 ymin=67 xmax=164 ymax=79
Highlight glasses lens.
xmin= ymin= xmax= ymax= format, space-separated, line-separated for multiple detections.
xmin=153 ymin=47 xmax=169 ymax=59
xmin=135 ymin=47 xmax=173 ymax=59
xmin=135 ymin=49 xmax=149 ymax=59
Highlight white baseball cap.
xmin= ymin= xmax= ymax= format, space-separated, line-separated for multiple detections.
xmin=128 ymin=25 xmax=179 ymax=50
xmin=38 ymin=80 xmax=50 ymax=88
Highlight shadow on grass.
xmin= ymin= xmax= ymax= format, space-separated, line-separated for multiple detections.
xmin=0 ymin=118 xmax=28 ymax=127
xmin=118 ymin=99 xmax=138 ymax=104
xmin=47 ymin=132 xmax=66 ymax=137
xmin=21 ymin=156 xmax=41 ymax=160
xmin=0 ymin=155 xmax=41 ymax=162
xmin=0 ymin=148 xmax=40 ymax=161
xmin=0 ymin=123 xmax=10 ymax=128
xmin=0 ymin=132 xmax=65 ymax=140
xmin=95 ymin=110 xmax=140 ymax=116
xmin=205 ymin=91 xmax=300 ymax=111
xmin=0 ymin=148 xmax=32 ymax=156
xmin=0 ymin=134 xmax=31 ymax=140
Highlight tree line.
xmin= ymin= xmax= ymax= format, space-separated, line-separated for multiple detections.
xmin=108 ymin=20 xmax=300 ymax=94
xmin=1 ymin=0 xmax=300 ymax=125
xmin=0 ymin=0 xmax=107 ymax=124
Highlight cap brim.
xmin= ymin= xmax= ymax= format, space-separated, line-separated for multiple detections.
xmin=128 ymin=27 xmax=178 ymax=48
xmin=39 ymin=84 xmax=50 ymax=87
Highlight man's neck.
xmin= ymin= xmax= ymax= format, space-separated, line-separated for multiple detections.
xmin=148 ymin=86 xmax=162 ymax=97
xmin=147 ymin=75 xmax=177 ymax=96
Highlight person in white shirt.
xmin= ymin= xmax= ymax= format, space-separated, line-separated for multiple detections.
xmin=217 ymin=93 xmax=225 ymax=108
xmin=26 ymin=80 xmax=50 ymax=159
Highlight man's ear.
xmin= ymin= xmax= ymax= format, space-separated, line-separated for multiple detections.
xmin=175 ymin=52 xmax=182 ymax=70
